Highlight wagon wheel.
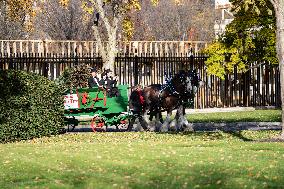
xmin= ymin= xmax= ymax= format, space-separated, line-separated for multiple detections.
xmin=67 ymin=124 xmax=76 ymax=132
xmin=116 ymin=118 xmax=129 ymax=131
xmin=91 ymin=117 xmax=105 ymax=132
xmin=65 ymin=117 xmax=78 ymax=132
xmin=126 ymin=116 xmax=135 ymax=131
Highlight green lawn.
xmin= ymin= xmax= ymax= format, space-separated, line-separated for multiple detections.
xmin=187 ymin=110 xmax=282 ymax=123
xmin=1 ymin=131 xmax=284 ymax=189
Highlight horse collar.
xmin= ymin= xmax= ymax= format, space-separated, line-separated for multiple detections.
xmin=159 ymin=80 xmax=180 ymax=97
xmin=136 ymin=88 xmax=145 ymax=105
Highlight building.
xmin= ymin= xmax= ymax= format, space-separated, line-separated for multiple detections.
xmin=214 ymin=0 xmax=234 ymax=38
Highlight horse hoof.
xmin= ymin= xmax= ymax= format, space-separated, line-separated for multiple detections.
xmin=169 ymin=120 xmax=177 ymax=130
xmin=160 ymin=124 xmax=169 ymax=132
xmin=183 ymin=124 xmax=194 ymax=132
xmin=160 ymin=128 xmax=168 ymax=132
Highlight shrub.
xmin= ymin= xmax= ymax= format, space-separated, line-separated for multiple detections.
xmin=57 ymin=64 xmax=93 ymax=90
xmin=0 ymin=70 xmax=64 ymax=143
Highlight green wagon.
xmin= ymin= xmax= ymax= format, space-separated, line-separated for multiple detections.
xmin=64 ymin=85 xmax=130 ymax=131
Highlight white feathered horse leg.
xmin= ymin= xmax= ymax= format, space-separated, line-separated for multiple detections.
xmin=151 ymin=111 xmax=161 ymax=132
xmin=176 ymin=104 xmax=194 ymax=132
xmin=160 ymin=111 xmax=172 ymax=132
xmin=175 ymin=105 xmax=183 ymax=131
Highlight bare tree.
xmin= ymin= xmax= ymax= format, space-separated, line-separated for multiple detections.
xmin=33 ymin=0 xmax=96 ymax=40
xmin=83 ymin=0 xmax=144 ymax=71
xmin=132 ymin=0 xmax=216 ymax=41
xmin=0 ymin=1 xmax=28 ymax=39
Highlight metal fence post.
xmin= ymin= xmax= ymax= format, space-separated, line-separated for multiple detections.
xmin=8 ymin=48 xmax=14 ymax=69
xmin=134 ymin=55 xmax=139 ymax=86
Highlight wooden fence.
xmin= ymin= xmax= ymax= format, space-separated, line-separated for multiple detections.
xmin=0 ymin=53 xmax=280 ymax=108
xmin=0 ymin=40 xmax=207 ymax=56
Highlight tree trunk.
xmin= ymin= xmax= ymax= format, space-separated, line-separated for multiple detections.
xmin=274 ymin=1 xmax=284 ymax=137
xmin=102 ymin=31 xmax=116 ymax=72
xmin=90 ymin=0 xmax=119 ymax=73
xmin=92 ymin=26 xmax=117 ymax=73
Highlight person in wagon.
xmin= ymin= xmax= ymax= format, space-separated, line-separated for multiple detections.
xmin=88 ymin=67 xmax=101 ymax=88
xmin=100 ymin=69 xmax=120 ymax=97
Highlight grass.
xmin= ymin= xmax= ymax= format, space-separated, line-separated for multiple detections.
xmin=1 ymin=131 xmax=284 ymax=189
xmin=187 ymin=110 xmax=282 ymax=123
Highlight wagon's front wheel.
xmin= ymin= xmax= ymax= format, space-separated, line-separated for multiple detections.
xmin=91 ymin=117 xmax=105 ymax=132
xmin=116 ymin=119 xmax=129 ymax=131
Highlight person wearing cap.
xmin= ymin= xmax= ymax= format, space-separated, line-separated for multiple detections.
xmin=100 ymin=69 xmax=120 ymax=97
xmin=88 ymin=68 xmax=100 ymax=88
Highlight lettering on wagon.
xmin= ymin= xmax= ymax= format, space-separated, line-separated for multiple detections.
xmin=64 ymin=94 xmax=79 ymax=109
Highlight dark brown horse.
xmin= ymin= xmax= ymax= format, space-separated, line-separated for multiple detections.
xmin=128 ymin=70 xmax=200 ymax=132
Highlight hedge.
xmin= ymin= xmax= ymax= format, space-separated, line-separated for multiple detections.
xmin=0 ymin=70 xmax=64 ymax=143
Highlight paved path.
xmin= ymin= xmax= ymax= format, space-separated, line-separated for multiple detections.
xmin=67 ymin=122 xmax=282 ymax=132
xmin=67 ymin=107 xmax=281 ymax=132
xmin=190 ymin=122 xmax=281 ymax=131
xmin=166 ymin=106 xmax=278 ymax=115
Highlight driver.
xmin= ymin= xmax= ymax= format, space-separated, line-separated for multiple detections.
xmin=88 ymin=67 xmax=100 ymax=88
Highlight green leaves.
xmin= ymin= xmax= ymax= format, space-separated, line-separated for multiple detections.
xmin=0 ymin=70 xmax=65 ymax=143
xmin=204 ymin=0 xmax=277 ymax=78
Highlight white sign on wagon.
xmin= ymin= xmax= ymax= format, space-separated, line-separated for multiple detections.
xmin=64 ymin=94 xmax=79 ymax=109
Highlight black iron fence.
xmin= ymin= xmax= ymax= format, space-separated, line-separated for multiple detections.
xmin=0 ymin=53 xmax=280 ymax=108
xmin=0 ymin=53 xmax=103 ymax=80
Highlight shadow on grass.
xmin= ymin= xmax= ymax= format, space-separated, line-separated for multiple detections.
xmin=257 ymin=136 xmax=284 ymax=142
xmin=156 ymin=130 xmax=254 ymax=142
xmin=222 ymin=130 xmax=253 ymax=141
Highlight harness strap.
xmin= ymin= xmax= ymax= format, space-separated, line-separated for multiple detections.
xmin=137 ymin=89 xmax=145 ymax=105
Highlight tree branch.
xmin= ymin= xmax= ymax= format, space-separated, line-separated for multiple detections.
xmin=88 ymin=0 xmax=111 ymax=34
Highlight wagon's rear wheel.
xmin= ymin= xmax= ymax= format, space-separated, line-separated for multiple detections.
xmin=65 ymin=117 xmax=78 ymax=132
xmin=91 ymin=117 xmax=105 ymax=132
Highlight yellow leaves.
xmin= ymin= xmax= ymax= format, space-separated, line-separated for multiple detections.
xmin=151 ymin=0 xmax=159 ymax=6
xmin=3 ymin=160 xmax=11 ymax=164
xmin=7 ymin=0 xmax=35 ymax=21
xmin=24 ymin=20 xmax=35 ymax=33
xmin=174 ymin=0 xmax=184 ymax=6
xmin=82 ymin=13 xmax=91 ymax=23
xmin=122 ymin=17 xmax=134 ymax=41
xmin=81 ymin=1 xmax=94 ymax=15
xmin=59 ymin=0 xmax=70 ymax=7
xmin=125 ymin=0 xmax=141 ymax=11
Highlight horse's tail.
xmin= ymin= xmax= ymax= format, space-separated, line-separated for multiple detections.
xmin=129 ymin=87 xmax=145 ymax=114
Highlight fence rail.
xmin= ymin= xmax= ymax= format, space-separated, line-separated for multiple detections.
xmin=0 ymin=53 xmax=280 ymax=109
xmin=0 ymin=40 xmax=207 ymax=56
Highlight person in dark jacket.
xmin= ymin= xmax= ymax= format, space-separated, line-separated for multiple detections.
xmin=100 ymin=69 xmax=120 ymax=97
xmin=88 ymin=67 xmax=100 ymax=88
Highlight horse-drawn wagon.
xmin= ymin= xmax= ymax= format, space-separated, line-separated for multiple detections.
xmin=63 ymin=69 xmax=200 ymax=132
xmin=64 ymin=85 xmax=130 ymax=131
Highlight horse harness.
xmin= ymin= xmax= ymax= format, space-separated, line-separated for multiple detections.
xmin=155 ymin=73 xmax=192 ymax=111
xmin=134 ymin=71 xmax=197 ymax=113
